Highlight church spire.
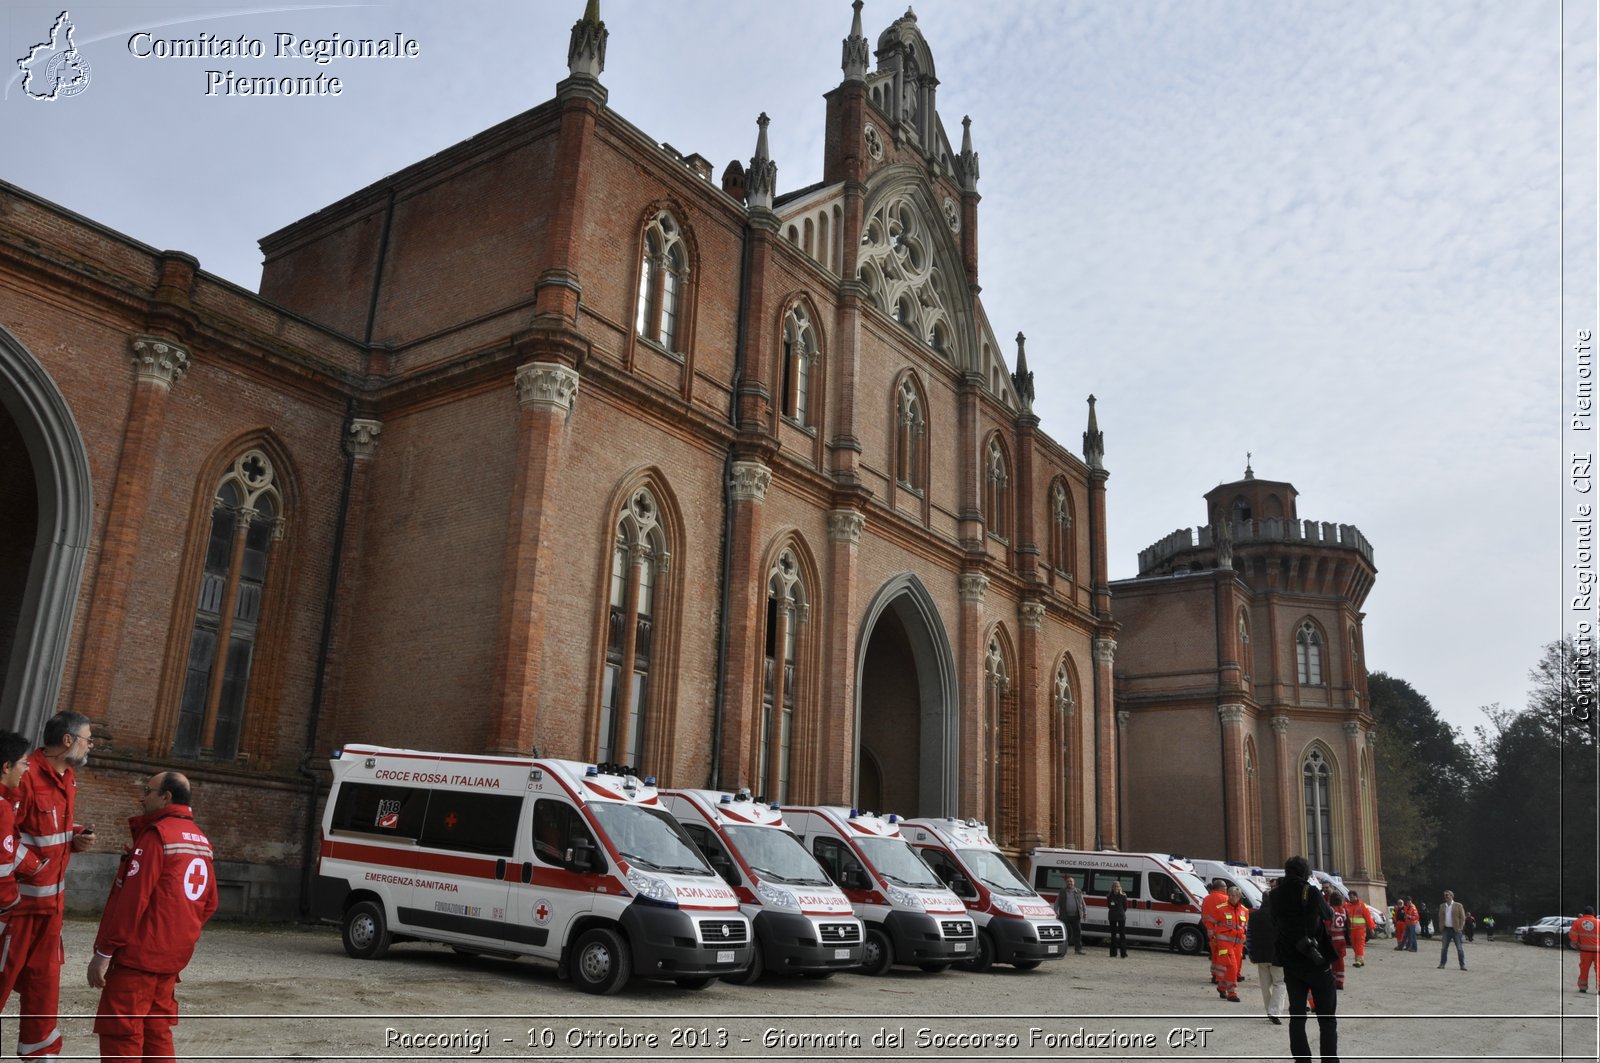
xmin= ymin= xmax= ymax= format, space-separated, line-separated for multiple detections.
xmin=747 ymin=112 xmax=778 ymax=213
xmin=959 ymin=115 xmax=980 ymax=190
xmin=1011 ymin=332 xmax=1034 ymax=411
xmin=1083 ymin=394 xmax=1105 ymax=470
xmin=842 ymin=0 xmax=868 ymax=82
xmin=567 ymin=0 xmax=607 ymax=81
xmin=1244 ymin=452 xmax=1255 ymax=480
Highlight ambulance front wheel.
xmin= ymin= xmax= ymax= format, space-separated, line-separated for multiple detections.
xmin=1013 ymin=959 xmax=1042 ymax=971
xmin=1172 ymin=925 xmax=1206 ymax=955
xmin=957 ymin=929 xmax=995 ymax=973
xmin=860 ymin=928 xmax=894 ymax=976
xmin=342 ymin=900 xmax=392 ymax=960
xmin=722 ymin=940 xmax=764 ymax=985
xmin=571 ymin=927 xmax=632 ymax=995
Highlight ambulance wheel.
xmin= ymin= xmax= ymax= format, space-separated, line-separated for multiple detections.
xmin=958 ymin=929 xmax=996 ymax=973
xmin=675 ymin=976 xmax=715 ymax=990
xmin=1173 ymin=925 xmax=1206 ymax=956
xmin=802 ymin=970 xmax=836 ymax=980
xmin=919 ymin=963 xmax=950 ymax=973
xmin=860 ymin=928 xmax=894 ymax=976
xmin=1013 ymin=960 xmax=1042 ymax=971
xmin=342 ymin=900 xmax=392 ymax=960
xmin=723 ymin=941 xmax=764 ymax=985
xmin=571 ymin=928 xmax=631 ymax=995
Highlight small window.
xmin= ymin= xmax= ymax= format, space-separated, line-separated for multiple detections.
xmin=418 ymin=791 xmax=521 ymax=856
xmin=330 ymin=782 xmax=427 ymax=841
xmin=1297 ymin=621 xmax=1325 ymax=686
xmin=1085 ymin=870 xmax=1139 ymax=897
xmin=918 ymin=847 xmax=971 ymax=896
xmin=683 ymin=823 xmax=739 ymax=886
xmin=812 ymin=836 xmax=869 ymax=890
xmin=532 ymin=799 xmax=602 ymax=869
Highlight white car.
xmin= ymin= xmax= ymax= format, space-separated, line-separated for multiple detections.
xmin=1515 ymin=916 xmax=1576 ymax=949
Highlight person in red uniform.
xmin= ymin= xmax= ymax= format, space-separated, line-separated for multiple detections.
xmin=1321 ymin=886 xmax=1349 ymax=989
xmin=0 ymin=730 xmax=45 ymax=1027
xmin=1218 ymin=886 xmax=1250 ymax=999
xmin=1571 ymin=906 xmax=1600 ymax=993
xmin=1345 ymin=890 xmax=1368 ymax=966
xmin=1202 ymin=880 xmax=1243 ymax=1000
xmin=0 ymin=712 xmax=96 ymax=1060
xmin=87 ymin=771 xmax=218 ymax=1063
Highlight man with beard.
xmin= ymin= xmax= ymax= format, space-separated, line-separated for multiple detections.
xmin=0 ymin=712 xmax=97 ymax=1059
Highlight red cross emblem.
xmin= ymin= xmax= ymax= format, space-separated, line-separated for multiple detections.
xmin=444 ymin=813 xmax=458 ymax=829
xmin=183 ymin=857 xmax=209 ymax=901
xmin=535 ymin=903 xmax=549 ymax=921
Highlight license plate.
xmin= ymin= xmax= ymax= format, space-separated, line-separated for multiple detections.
xmin=717 ymin=950 xmax=734 ymax=963
xmin=954 ymin=942 xmax=968 ymax=952
xmin=834 ymin=949 xmax=851 ymax=960
xmin=1048 ymin=945 xmax=1059 ymax=954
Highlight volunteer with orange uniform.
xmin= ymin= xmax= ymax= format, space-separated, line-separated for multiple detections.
xmin=1346 ymin=890 xmax=1368 ymax=966
xmin=1218 ymin=886 xmax=1250 ymax=998
xmin=1572 ymin=906 xmax=1600 ymax=994
xmin=1203 ymin=881 xmax=1243 ymax=1001
xmin=88 ymin=772 xmax=219 ymax=1063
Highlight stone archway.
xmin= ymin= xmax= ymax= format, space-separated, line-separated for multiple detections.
xmin=855 ymin=574 xmax=958 ymax=816
xmin=0 ymin=326 xmax=92 ymax=740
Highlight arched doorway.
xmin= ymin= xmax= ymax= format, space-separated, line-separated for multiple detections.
xmin=0 ymin=326 xmax=92 ymax=740
xmin=855 ymin=575 xmax=957 ymax=817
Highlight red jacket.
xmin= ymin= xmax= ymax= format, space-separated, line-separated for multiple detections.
xmin=0 ymin=786 xmax=44 ymax=913
xmin=93 ymin=805 xmax=218 ymax=974
xmin=14 ymin=757 xmax=80 ymax=914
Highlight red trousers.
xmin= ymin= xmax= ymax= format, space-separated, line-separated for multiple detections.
xmin=1210 ymin=940 xmax=1242 ymax=993
xmin=0 ymin=909 xmax=65 ymax=1058
xmin=1579 ymin=950 xmax=1598 ymax=991
xmin=93 ymin=966 xmax=179 ymax=1063
xmin=1330 ymin=938 xmax=1347 ymax=989
xmin=1350 ymin=924 xmax=1367 ymax=958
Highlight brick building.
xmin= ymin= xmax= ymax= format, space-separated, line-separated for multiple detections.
xmin=0 ymin=3 xmax=1125 ymax=916
xmin=1111 ymin=465 xmax=1385 ymax=906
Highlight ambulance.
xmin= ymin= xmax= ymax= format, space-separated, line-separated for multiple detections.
xmin=659 ymin=789 xmax=865 ymax=981
xmin=782 ymin=806 xmax=977 ymax=974
xmin=315 ymin=745 xmax=753 ymax=994
xmin=1025 ymin=848 xmax=1210 ymax=954
xmin=903 ymin=817 xmax=1067 ymax=972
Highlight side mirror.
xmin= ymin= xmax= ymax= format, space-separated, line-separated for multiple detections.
xmin=568 ymin=837 xmax=603 ymax=874
xmin=950 ymin=874 xmax=976 ymax=898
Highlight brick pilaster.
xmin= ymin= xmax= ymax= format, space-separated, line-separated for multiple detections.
xmin=819 ymin=508 xmax=865 ymax=801
xmin=718 ymin=461 xmax=772 ymax=788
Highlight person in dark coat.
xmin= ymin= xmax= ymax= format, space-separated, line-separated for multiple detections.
xmin=1270 ymin=856 xmax=1339 ymax=1063
xmin=1245 ymin=880 xmax=1286 ymax=1024
xmin=1105 ymin=880 xmax=1129 ymax=957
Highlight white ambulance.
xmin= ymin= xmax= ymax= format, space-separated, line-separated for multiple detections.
xmin=659 ymin=789 xmax=865 ymax=981
xmin=782 ymin=806 xmax=977 ymax=974
xmin=315 ymin=745 xmax=753 ymax=994
xmin=1025 ymin=848 xmax=1210 ymax=954
xmin=903 ymin=817 xmax=1066 ymax=972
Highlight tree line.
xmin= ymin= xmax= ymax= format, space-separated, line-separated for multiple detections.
xmin=1369 ymin=639 xmax=1598 ymax=928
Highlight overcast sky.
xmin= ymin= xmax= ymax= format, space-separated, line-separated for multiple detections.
xmin=3 ymin=1 xmax=1594 ymax=739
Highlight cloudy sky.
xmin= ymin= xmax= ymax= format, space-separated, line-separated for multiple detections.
xmin=3 ymin=0 xmax=1593 ymax=737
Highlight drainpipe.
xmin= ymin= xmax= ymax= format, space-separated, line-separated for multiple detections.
xmin=710 ymin=219 xmax=756 ymax=789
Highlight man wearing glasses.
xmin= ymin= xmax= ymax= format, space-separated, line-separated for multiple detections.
xmin=0 ymin=712 xmax=97 ymax=1060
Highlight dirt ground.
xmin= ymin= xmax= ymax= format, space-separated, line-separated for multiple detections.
xmin=6 ymin=919 xmax=1596 ymax=1061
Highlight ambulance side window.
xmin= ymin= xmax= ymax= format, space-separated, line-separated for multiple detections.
xmin=919 ymin=848 xmax=971 ymax=897
xmin=811 ymin=837 xmax=868 ymax=891
xmin=1149 ymin=872 xmax=1182 ymax=904
xmin=532 ymin=800 xmax=602 ymax=871
xmin=1085 ymin=871 xmax=1139 ymax=897
xmin=682 ymin=824 xmax=739 ymax=887
xmin=330 ymin=782 xmax=427 ymax=841
xmin=419 ymin=791 xmax=521 ymax=857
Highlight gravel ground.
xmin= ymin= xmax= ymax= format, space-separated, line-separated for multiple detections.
xmin=5 ymin=919 xmax=1596 ymax=1061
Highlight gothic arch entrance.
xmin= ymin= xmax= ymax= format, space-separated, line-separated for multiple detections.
xmin=855 ymin=575 xmax=957 ymax=816
xmin=0 ymin=326 xmax=92 ymax=740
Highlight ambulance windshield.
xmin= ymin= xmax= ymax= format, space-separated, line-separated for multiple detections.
xmin=723 ymin=826 xmax=831 ymax=886
xmin=957 ymin=849 xmax=1033 ymax=895
xmin=589 ymin=804 xmax=714 ymax=876
xmin=855 ymin=837 xmax=943 ymax=889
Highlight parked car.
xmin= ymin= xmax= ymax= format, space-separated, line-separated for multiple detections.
xmin=1514 ymin=916 xmax=1576 ymax=948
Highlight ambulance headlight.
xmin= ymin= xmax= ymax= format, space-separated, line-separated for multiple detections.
xmin=625 ymin=867 xmax=679 ymax=907
xmin=755 ymin=882 xmax=798 ymax=910
xmin=885 ymin=885 xmax=925 ymax=911
xmin=988 ymin=894 xmax=1023 ymax=916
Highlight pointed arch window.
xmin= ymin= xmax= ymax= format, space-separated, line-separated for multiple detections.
xmin=1302 ymin=748 xmax=1334 ymax=870
xmin=600 ymin=489 xmax=668 ymax=769
xmin=984 ymin=634 xmax=1015 ymax=843
xmin=1054 ymin=660 xmax=1075 ymax=719
xmin=174 ymin=450 xmax=281 ymax=760
xmin=635 ymin=213 xmax=687 ymax=353
xmin=760 ymin=549 xmax=807 ymax=802
xmin=984 ymin=437 xmax=1010 ymax=541
xmin=781 ymin=306 xmax=817 ymax=427
xmin=1296 ymin=621 xmax=1324 ymax=686
xmin=1048 ymin=480 xmax=1074 ymax=575
xmin=895 ymin=378 xmax=925 ymax=493
xmin=1239 ymin=612 xmax=1252 ymax=680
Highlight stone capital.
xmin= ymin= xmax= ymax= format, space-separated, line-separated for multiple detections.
xmin=958 ymin=572 xmax=989 ymax=604
xmin=1367 ymin=727 xmax=1379 ymax=747
xmin=130 ymin=335 xmax=190 ymax=388
xmin=1093 ymin=637 xmax=1117 ymax=665
xmin=828 ymin=509 xmax=866 ymax=544
xmin=1343 ymin=720 xmax=1363 ymax=737
xmin=515 ymin=362 xmax=580 ymax=414
xmin=1269 ymin=715 xmax=1291 ymax=737
xmin=346 ymin=418 xmax=383 ymax=460
xmin=1116 ymin=709 xmax=1131 ymax=730
xmin=730 ymin=461 xmax=772 ymax=503
xmin=1019 ymin=602 xmax=1045 ymax=631
xmin=1217 ymin=703 xmax=1246 ymax=725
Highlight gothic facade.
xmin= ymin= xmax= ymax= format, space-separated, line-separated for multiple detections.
xmin=0 ymin=3 xmax=1122 ymax=915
